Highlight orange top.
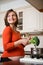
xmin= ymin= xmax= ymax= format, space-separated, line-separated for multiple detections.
xmin=2 ymin=26 xmax=25 ymax=58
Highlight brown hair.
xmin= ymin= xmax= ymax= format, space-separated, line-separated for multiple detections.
xmin=4 ymin=9 xmax=18 ymax=27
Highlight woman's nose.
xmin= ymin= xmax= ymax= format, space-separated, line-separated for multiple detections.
xmin=10 ymin=16 xmax=13 ymax=19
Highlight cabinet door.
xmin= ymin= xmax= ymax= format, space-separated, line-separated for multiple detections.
xmin=38 ymin=13 xmax=43 ymax=31
xmin=23 ymin=8 xmax=37 ymax=32
xmin=23 ymin=8 xmax=43 ymax=32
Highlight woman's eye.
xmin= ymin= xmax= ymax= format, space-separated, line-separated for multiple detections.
xmin=12 ymin=14 xmax=16 ymax=16
xmin=7 ymin=15 xmax=10 ymax=17
xmin=7 ymin=14 xmax=16 ymax=17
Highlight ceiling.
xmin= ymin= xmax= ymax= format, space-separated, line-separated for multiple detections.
xmin=26 ymin=0 xmax=43 ymax=12
xmin=0 ymin=0 xmax=31 ymax=12
xmin=0 ymin=0 xmax=43 ymax=12
xmin=0 ymin=0 xmax=15 ymax=4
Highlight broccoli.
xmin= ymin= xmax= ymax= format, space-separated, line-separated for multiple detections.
xmin=29 ymin=36 xmax=40 ymax=46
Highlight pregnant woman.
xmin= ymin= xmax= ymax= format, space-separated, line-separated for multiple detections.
xmin=1 ymin=9 xmax=31 ymax=62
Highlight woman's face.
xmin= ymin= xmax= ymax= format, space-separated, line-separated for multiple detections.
xmin=7 ymin=11 xmax=17 ymax=24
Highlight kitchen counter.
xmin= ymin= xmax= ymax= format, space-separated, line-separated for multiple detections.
xmin=0 ymin=60 xmax=35 ymax=65
xmin=0 ymin=56 xmax=43 ymax=65
xmin=21 ymin=31 xmax=43 ymax=36
xmin=20 ymin=57 xmax=43 ymax=64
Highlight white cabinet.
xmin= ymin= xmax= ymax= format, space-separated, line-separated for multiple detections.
xmin=16 ymin=7 xmax=43 ymax=33
xmin=23 ymin=8 xmax=37 ymax=32
xmin=38 ymin=13 xmax=43 ymax=31
xmin=23 ymin=7 xmax=43 ymax=32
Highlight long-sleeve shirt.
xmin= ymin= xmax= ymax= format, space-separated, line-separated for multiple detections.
xmin=2 ymin=26 xmax=25 ymax=58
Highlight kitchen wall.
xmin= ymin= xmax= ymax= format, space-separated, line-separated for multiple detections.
xmin=0 ymin=0 xmax=43 ymax=52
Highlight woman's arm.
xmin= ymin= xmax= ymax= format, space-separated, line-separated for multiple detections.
xmin=14 ymin=36 xmax=31 ymax=47
xmin=2 ymin=27 xmax=15 ymax=51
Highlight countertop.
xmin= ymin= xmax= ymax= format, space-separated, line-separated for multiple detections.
xmin=21 ymin=31 xmax=43 ymax=36
xmin=0 ymin=56 xmax=43 ymax=65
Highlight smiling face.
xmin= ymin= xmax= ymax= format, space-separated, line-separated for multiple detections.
xmin=4 ymin=9 xmax=18 ymax=27
xmin=7 ymin=11 xmax=17 ymax=24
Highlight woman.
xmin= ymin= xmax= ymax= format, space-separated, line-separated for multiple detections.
xmin=1 ymin=9 xmax=31 ymax=61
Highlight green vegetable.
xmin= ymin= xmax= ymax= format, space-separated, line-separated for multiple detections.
xmin=29 ymin=36 xmax=40 ymax=46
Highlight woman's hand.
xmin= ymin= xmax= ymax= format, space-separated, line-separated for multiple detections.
xmin=20 ymin=36 xmax=31 ymax=46
xmin=20 ymin=38 xmax=28 ymax=46
xmin=14 ymin=36 xmax=31 ymax=47
xmin=27 ymin=36 xmax=31 ymax=44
